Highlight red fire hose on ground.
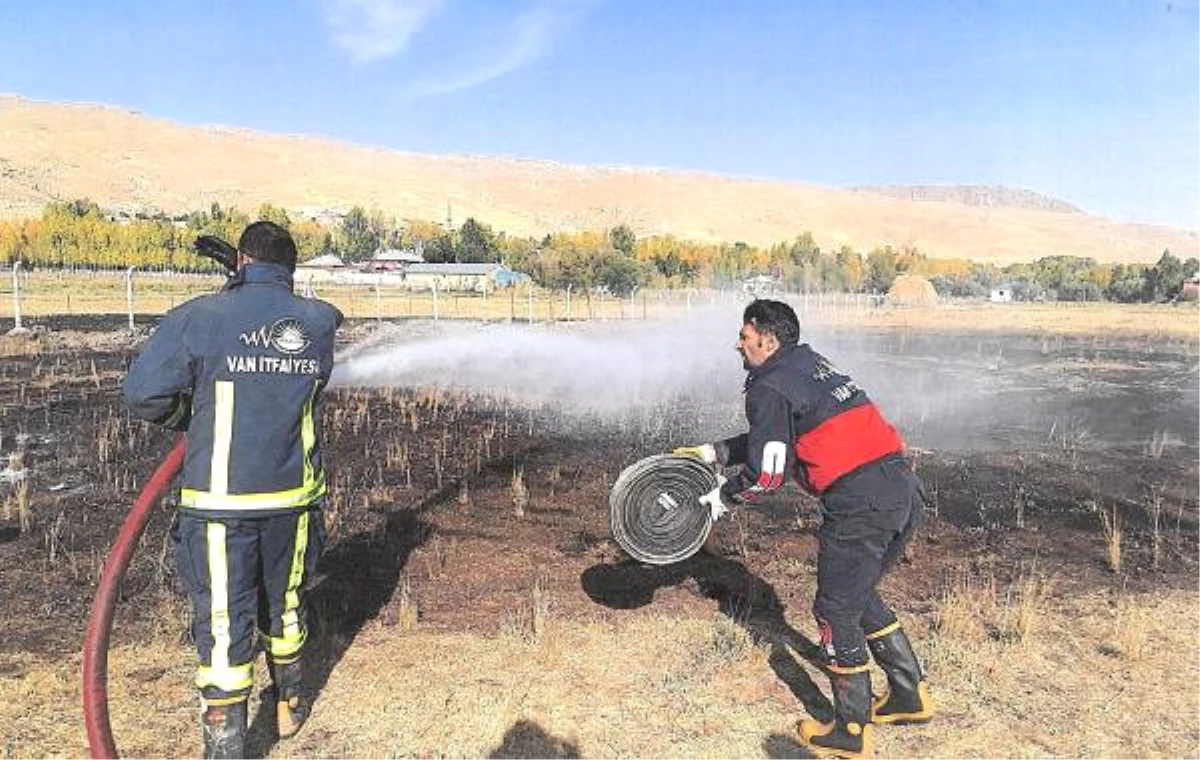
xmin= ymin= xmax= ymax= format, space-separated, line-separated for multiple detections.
xmin=83 ymin=437 xmax=186 ymax=759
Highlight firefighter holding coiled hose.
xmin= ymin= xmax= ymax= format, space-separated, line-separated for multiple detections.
xmin=672 ymin=299 xmax=933 ymax=760
xmin=121 ymin=222 xmax=342 ymax=758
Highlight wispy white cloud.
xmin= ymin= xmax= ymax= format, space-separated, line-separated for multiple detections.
xmin=321 ymin=0 xmax=447 ymax=63
xmin=406 ymin=3 xmax=576 ymax=97
xmin=321 ymin=0 xmax=592 ymax=95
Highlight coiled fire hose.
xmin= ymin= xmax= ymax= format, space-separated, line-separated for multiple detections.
xmin=609 ymin=454 xmax=719 ymax=565
xmin=83 ymin=437 xmax=186 ymax=759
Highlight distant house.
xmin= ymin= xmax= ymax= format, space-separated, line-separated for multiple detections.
xmin=294 ymin=253 xmax=347 ymax=285
xmin=1180 ymin=272 xmax=1200 ymax=302
xmin=297 ymin=253 xmax=346 ymax=270
xmin=401 ymin=262 xmax=527 ymax=293
xmin=989 ymin=285 xmax=1015 ymax=303
xmin=743 ymin=274 xmax=781 ymax=296
xmin=363 ymin=248 xmax=424 ymax=272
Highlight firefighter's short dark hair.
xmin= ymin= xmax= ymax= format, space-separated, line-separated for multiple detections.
xmin=743 ymin=299 xmax=800 ymax=345
xmin=238 ymin=221 xmax=298 ymax=272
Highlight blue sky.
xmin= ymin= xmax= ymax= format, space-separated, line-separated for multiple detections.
xmin=0 ymin=0 xmax=1196 ymax=229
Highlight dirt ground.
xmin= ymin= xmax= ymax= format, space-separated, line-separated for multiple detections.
xmin=0 ymin=310 xmax=1196 ymax=759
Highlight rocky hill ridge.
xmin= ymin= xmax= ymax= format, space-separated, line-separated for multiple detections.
xmin=852 ymin=185 xmax=1083 ymax=214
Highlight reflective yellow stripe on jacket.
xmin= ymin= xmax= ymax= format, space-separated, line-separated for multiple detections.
xmin=182 ymin=380 xmax=325 ymax=512
xmin=209 ymin=381 xmax=234 ymax=495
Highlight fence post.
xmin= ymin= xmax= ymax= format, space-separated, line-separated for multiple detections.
xmin=432 ymin=281 xmax=440 ymax=321
xmin=125 ymin=266 xmax=136 ymax=331
xmin=11 ymin=261 xmax=23 ymax=331
xmin=375 ymin=276 xmax=382 ymax=323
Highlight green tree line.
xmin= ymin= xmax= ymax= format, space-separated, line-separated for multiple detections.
xmin=0 ymin=200 xmax=1194 ymax=303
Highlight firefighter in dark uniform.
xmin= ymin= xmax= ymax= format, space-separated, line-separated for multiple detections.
xmin=676 ymin=299 xmax=933 ymax=760
xmin=123 ymin=221 xmax=342 ymax=759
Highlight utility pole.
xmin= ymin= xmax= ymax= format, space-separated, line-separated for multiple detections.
xmin=446 ymin=202 xmax=458 ymax=263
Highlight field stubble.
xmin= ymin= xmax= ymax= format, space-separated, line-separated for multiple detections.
xmin=0 ymin=299 xmax=1196 ymax=759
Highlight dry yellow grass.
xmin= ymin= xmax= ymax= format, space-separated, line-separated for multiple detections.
xmin=814 ymin=299 xmax=1200 ymax=342
xmin=0 ymin=270 xmax=221 ymax=322
xmin=924 ymin=587 xmax=1199 ymax=759
xmin=3 ymin=587 xmax=1195 ymax=759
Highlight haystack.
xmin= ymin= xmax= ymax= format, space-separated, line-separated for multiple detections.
xmin=886 ymin=274 xmax=939 ymax=306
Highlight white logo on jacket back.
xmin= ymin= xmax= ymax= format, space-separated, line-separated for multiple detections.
xmin=239 ymin=319 xmax=311 ymax=355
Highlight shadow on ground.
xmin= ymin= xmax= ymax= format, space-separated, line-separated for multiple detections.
xmin=763 ymin=732 xmax=816 ymax=759
xmin=581 ymin=552 xmax=835 ymax=723
xmin=245 ymin=503 xmax=434 ymax=757
xmin=488 ymin=719 xmax=580 ymax=759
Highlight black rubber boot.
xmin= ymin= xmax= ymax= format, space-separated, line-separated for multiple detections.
xmin=797 ymin=667 xmax=874 ymax=759
xmin=201 ymin=700 xmax=248 ymax=759
xmin=269 ymin=656 xmax=311 ymax=739
xmin=866 ymin=624 xmax=934 ymax=725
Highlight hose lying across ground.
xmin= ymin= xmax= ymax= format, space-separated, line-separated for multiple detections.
xmin=609 ymin=454 xmax=718 ymax=565
xmin=83 ymin=437 xmax=186 ymax=760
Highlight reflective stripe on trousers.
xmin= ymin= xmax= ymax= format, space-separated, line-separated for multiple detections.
xmin=174 ymin=509 xmax=325 ymax=699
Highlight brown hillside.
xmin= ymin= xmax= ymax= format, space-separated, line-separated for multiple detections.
xmin=0 ymin=94 xmax=1195 ymax=265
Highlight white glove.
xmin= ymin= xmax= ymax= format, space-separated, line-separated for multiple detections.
xmin=673 ymin=444 xmax=717 ymax=464
xmin=698 ymin=473 xmax=729 ymax=521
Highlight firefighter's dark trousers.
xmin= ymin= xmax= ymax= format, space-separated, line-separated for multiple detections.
xmin=813 ymin=455 xmax=924 ymax=668
xmin=174 ymin=508 xmax=325 ymax=702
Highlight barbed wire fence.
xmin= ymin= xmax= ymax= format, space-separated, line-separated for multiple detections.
xmin=0 ymin=267 xmax=887 ymax=333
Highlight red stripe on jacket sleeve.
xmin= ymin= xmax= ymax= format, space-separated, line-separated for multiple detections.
xmin=755 ymin=440 xmax=788 ymax=490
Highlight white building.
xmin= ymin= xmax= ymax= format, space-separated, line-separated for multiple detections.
xmin=401 ymin=263 xmax=526 ymax=293
xmin=743 ymin=274 xmax=782 ymax=296
xmin=297 ymin=253 xmax=346 ymax=270
xmin=989 ymin=285 xmax=1014 ymax=303
xmin=363 ymin=248 xmax=425 ymax=272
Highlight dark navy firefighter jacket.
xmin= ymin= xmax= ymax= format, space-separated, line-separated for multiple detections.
xmin=716 ymin=342 xmax=903 ymax=503
xmin=123 ymin=263 xmax=343 ymax=518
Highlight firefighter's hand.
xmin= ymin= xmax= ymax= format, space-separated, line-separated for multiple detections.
xmin=698 ymin=474 xmax=728 ymax=521
xmin=673 ymin=444 xmax=717 ymax=464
